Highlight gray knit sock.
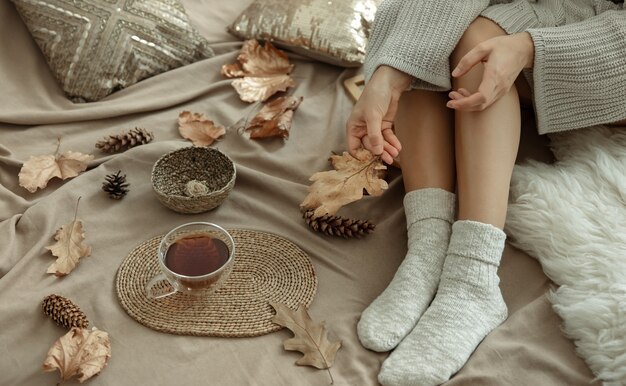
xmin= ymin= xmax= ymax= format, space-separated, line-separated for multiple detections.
xmin=378 ymin=220 xmax=507 ymax=386
xmin=357 ymin=188 xmax=456 ymax=352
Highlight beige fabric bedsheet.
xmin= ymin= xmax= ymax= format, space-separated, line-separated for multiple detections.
xmin=0 ymin=1 xmax=597 ymax=385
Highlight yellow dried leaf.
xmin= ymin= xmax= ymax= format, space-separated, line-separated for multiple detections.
xmin=300 ymin=149 xmax=388 ymax=218
xmin=46 ymin=218 xmax=91 ymax=276
xmin=245 ymin=96 xmax=303 ymax=139
xmin=43 ymin=327 xmax=111 ymax=383
xmin=178 ymin=111 xmax=226 ymax=147
xmin=222 ymin=40 xmax=295 ymax=103
xmin=270 ymin=302 xmax=341 ymax=377
xmin=18 ymin=151 xmax=93 ymax=193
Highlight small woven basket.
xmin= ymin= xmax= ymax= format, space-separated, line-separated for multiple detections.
xmin=151 ymin=147 xmax=236 ymax=214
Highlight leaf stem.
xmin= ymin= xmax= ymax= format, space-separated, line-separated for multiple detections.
xmin=54 ymin=137 xmax=62 ymax=156
xmin=73 ymin=196 xmax=81 ymax=222
xmin=65 ymin=196 xmax=82 ymax=260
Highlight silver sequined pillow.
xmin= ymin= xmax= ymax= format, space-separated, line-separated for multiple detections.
xmin=229 ymin=0 xmax=380 ymax=67
xmin=12 ymin=0 xmax=214 ymax=102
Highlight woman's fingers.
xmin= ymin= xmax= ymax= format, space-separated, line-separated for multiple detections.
xmin=447 ymin=92 xmax=486 ymax=110
xmin=362 ymin=135 xmax=396 ymax=164
xmin=382 ymin=127 xmax=402 ymax=153
xmin=452 ymin=43 xmax=490 ymax=78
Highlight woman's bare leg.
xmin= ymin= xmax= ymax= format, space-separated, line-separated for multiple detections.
xmin=452 ymin=17 xmax=521 ymax=229
xmin=395 ymin=90 xmax=455 ymax=192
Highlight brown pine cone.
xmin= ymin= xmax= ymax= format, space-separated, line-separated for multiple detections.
xmin=95 ymin=127 xmax=153 ymax=153
xmin=102 ymin=170 xmax=129 ymax=199
xmin=303 ymin=210 xmax=375 ymax=238
xmin=42 ymin=294 xmax=89 ymax=329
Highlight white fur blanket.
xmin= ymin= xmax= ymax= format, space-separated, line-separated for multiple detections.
xmin=506 ymin=125 xmax=626 ymax=385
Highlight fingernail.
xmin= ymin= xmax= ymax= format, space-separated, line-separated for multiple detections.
xmin=446 ymin=101 xmax=454 ymax=108
xmin=451 ymin=68 xmax=460 ymax=77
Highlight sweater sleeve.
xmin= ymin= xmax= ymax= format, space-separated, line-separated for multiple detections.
xmin=527 ymin=9 xmax=626 ymax=134
xmin=363 ymin=0 xmax=490 ymax=91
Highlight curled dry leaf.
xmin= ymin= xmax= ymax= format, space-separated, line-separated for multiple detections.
xmin=43 ymin=327 xmax=111 ymax=383
xmin=232 ymin=75 xmax=295 ymax=103
xmin=270 ymin=302 xmax=341 ymax=384
xmin=47 ymin=219 xmax=92 ymax=276
xmin=300 ymin=149 xmax=388 ymax=218
xmin=222 ymin=40 xmax=295 ymax=103
xmin=221 ymin=40 xmax=293 ymax=78
xmin=178 ymin=111 xmax=226 ymax=147
xmin=19 ymin=151 xmax=94 ymax=193
xmin=245 ymin=96 xmax=303 ymax=139
xmin=46 ymin=197 xmax=91 ymax=276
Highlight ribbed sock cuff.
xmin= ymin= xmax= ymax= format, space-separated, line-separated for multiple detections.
xmin=448 ymin=220 xmax=506 ymax=266
xmin=403 ymin=188 xmax=456 ymax=230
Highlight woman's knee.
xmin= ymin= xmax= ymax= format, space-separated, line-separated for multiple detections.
xmin=451 ymin=17 xmax=507 ymax=67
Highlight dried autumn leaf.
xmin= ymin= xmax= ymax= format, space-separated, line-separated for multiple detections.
xmin=245 ymin=96 xmax=303 ymax=139
xmin=221 ymin=40 xmax=293 ymax=77
xmin=222 ymin=40 xmax=295 ymax=103
xmin=19 ymin=151 xmax=94 ymax=193
xmin=270 ymin=302 xmax=341 ymax=384
xmin=221 ymin=62 xmax=246 ymax=78
xmin=46 ymin=198 xmax=91 ymax=276
xmin=43 ymin=327 xmax=111 ymax=383
xmin=232 ymin=75 xmax=295 ymax=103
xmin=300 ymin=149 xmax=388 ymax=218
xmin=178 ymin=111 xmax=226 ymax=147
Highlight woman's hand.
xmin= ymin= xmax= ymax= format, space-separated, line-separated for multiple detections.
xmin=346 ymin=66 xmax=411 ymax=164
xmin=447 ymin=32 xmax=535 ymax=111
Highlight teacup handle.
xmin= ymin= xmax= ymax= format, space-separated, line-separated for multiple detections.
xmin=146 ymin=274 xmax=177 ymax=299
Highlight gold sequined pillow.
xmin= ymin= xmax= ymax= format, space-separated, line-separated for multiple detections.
xmin=12 ymin=0 xmax=214 ymax=102
xmin=229 ymin=0 xmax=380 ymax=67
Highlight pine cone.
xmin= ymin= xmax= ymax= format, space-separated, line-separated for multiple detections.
xmin=95 ymin=127 xmax=153 ymax=153
xmin=303 ymin=210 xmax=375 ymax=238
xmin=42 ymin=294 xmax=89 ymax=329
xmin=102 ymin=170 xmax=129 ymax=199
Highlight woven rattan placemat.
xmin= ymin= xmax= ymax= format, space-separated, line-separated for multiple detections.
xmin=115 ymin=229 xmax=317 ymax=337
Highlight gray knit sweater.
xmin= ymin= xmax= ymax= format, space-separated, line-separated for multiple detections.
xmin=364 ymin=0 xmax=626 ymax=134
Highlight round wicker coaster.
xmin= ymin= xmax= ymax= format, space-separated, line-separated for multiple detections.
xmin=115 ymin=229 xmax=317 ymax=337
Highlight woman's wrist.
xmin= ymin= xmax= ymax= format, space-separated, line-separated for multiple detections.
xmin=372 ymin=65 xmax=413 ymax=91
xmin=518 ymin=32 xmax=535 ymax=68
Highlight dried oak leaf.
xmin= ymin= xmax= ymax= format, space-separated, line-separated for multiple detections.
xmin=178 ymin=111 xmax=226 ymax=147
xmin=46 ymin=218 xmax=91 ymax=276
xmin=300 ymin=149 xmax=388 ymax=218
xmin=270 ymin=302 xmax=341 ymax=377
xmin=245 ymin=95 xmax=303 ymax=139
xmin=43 ymin=327 xmax=111 ymax=383
xmin=19 ymin=151 xmax=94 ymax=193
xmin=221 ymin=40 xmax=295 ymax=103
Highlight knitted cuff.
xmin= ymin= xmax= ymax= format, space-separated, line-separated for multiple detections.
xmin=527 ymin=11 xmax=626 ymax=134
xmin=448 ymin=220 xmax=506 ymax=266
xmin=403 ymin=188 xmax=456 ymax=230
xmin=479 ymin=2 xmax=543 ymax=35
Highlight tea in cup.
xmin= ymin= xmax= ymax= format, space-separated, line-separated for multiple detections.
xmin=146 ymin=222 xmax=235 ymax=299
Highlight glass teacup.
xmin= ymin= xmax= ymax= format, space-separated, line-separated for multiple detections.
xmin=146 ymin=222 xmax=235 ymax=299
